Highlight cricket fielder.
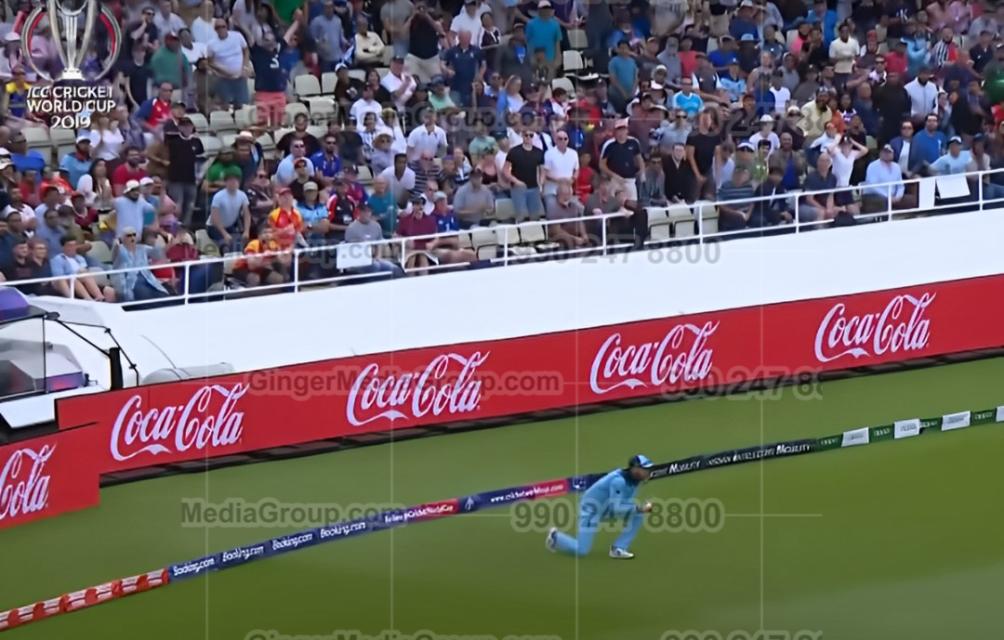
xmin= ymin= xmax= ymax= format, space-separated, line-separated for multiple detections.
xmin=546 ymin=455 xmax=654 ymax=559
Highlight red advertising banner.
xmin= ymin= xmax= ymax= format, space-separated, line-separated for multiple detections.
xmin=56 ymin=275 xmax=1004 ymax=476
xmin=0 ymin=429 xmax=100 ymax=530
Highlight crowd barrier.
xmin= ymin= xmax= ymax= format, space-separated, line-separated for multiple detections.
xmin=2 ymin=401 xmax=1001 ymax=632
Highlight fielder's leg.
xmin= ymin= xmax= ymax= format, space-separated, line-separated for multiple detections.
xmin=612 ymin=510 xmax=644 ymax=553
xmin=551 ymin=508 xmax=599 ymax=557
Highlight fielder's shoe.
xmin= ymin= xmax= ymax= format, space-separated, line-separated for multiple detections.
xmin=546 ymin=528 xmax=558 ymax=552
xmin=609 ymin=547 xmax=635 ymax=559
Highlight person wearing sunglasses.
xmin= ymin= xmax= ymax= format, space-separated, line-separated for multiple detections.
xmin=111 ymin=227 xmax=170 ymax=304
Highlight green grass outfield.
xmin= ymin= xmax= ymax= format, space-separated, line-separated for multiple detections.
xmin=3 ymin=358 xmax=1004 ymax=639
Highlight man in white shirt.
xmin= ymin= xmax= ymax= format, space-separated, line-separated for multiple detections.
xmin=153 ymin=0 xmax=186 ymax=37
xmin=449 ymin=0 xmax=486 ymax=47
xmin=828 ymin=23 xmax=859 ymax=84
xmin=350 ymin=85 xmax=385 ymax=127
xmin=191 ymin=0 xmax=216 ymax=44
xmin=206 ymin=20 xmax=250 ymax=106
xmin=406 ymin=109 xmax=448 ymax=161
xmin=748 ymin=114 xmax=781 ymax=153
xmin=179 ymin=28 xmax=207 ymax=67
xmin=380 ymin=56 xmax=417 ymax=109
xmin=542 ymin=130 xmax=579 ymax=204
xmin=379 ymin=153 xmax=418 ymax=205
xmin=904 ymin=68 xmax=939 ymax=118
xmin=768 ymin=70 xmax=791 ymax=116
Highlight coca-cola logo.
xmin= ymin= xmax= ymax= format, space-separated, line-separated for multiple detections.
xmin=110 ymin=384 xmax=248 ymax=461
xmin=346 ymin=352 xmax=488 ymax=426
xmin=0 ymin=444 xmax=54 ymax=521
xmin=589 ymin=322 xmax=718 ymax=394
xmin=814 ymin=293 xmax=935 ymax=363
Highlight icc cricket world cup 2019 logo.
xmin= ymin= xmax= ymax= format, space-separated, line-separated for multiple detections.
xmin=20 ymin=0 xmax=121 ymax=127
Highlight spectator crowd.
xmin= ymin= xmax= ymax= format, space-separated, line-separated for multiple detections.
xmin=0 ymin=0 xmax=1002 ymax=303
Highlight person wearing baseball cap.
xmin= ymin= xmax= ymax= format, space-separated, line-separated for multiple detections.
xmin=526 ymin=0 xmax=561 ymax=70
xmin=58 ymin=134 xmax=94 ymax=191
xmin=113 ymin=179 xmax=155 ymax=240
xmin=547 ymin=453 xmax=656 ymax=559
xmin=928 ymin=135 xmax=970 ymax=177
xmin=601 ymin=117 xmax=645 ymax=206
xmin=267 ymin=187 xmax=304 ymax=249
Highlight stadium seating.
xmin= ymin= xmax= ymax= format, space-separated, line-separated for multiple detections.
xmin=209 ymin=110 xmax=237 ymax=133
xmin=23 ymin=127 xmax=50 ymax=151
xmin=562 ymin=51 xmax=586 ymax=75
xmin=321 ymin=72 xmax=338 ymax=95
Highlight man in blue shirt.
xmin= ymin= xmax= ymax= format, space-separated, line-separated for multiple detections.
xmin=526 ymin=0 xmax=562 ymax=70
xmin=729 ymin=0 xmax=760 ymax=41
xmin=58 ymin=135 xmax=93 ymax=190
xmin=929 ymin=137 xmax=971 ymax=176
xmin=708 ymin=36 xmax=738 ymax=71
xmin=547 ymin=455 xmax=655 ymax=559
xmin=912 ymin=113 xmax=946 ymax=167
xmin=807 ymin=0 xmax=837 ymax=45
xmin=8 ymin=132 xmax=46 ymax=175
xmin=442 ymin=30 xmax=485 ymax=108
xmin=310 ymin=134 xmax=343 ymax=188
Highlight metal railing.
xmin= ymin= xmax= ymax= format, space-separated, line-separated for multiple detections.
xmin=6 ymin=167 xmax=1004 ymax=309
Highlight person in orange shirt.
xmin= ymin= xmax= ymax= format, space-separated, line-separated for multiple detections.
xmin=266 ymin=188 xmax=304 ymax=249
xmin=234 ymin=225 xmax=290 ymax=287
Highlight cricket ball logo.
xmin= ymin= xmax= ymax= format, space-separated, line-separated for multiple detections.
xmin=814 ymin=293 xmax=934 ymax=363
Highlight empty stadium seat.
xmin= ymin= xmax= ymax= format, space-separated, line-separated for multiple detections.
xmin=220 ymin=133 xmax=238 ymax=149
xmin=518 ymin=222 xmax=560 ymax=251
xmin=348 ymin=69 xmax=366 ymax=83
xmin=668 ymin=204 xmax=695 ymax=237
xmin=49 ymin=127 xmax=75 ymax=147
xmin=470 ymin=228 xmax=497 ymax=260
xmin=697 ymin=202 xmax=719 ymax=235
xmin=647 ymin=207 xmax=671 ymax=242
xmin=200 ymin=135 xmax=222 ymax=158
xmin=22 ymin=127 xmax=50 ymax=150
xmin=356 ymin=165 xmax=373 ymax=185
xmin=209 ymin=110 xmax=237 ymax=133
xmin=494 ymin=198 xmax=515 ymax=221
xmin=562 ymin=51 xmax=585 ymax=74
xmin=321 ymin=71 xmax=338 ymax=94
xmin=567 ymin=29 xmax=588 ymax=50
xmin=294 ymin=75 xmax=322 ymax=99
xmin=306 ymin=97 xmax=337 ymax=122
xmin=188 ymin=112 xmax=210 ymax=134
xmin=234 ymin=105 xmax=258 ymax=130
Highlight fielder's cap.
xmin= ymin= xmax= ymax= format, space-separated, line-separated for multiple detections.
xmin=304 ymin=181 xmax=319 ymax=191
xmin=629 ymin=454 xmax=654 ymax=469
xmin=139 ymin=176 xmax=154 ymax=186
xmin=124 ymin=179 xmax=141 ymax=192
xmin=949 ymin=135 xmax=962 ymax=144
xmin=75 ymin=133 xmax=91 ymax=143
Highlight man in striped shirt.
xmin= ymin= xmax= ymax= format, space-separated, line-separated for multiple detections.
xmin=717 ymin=165 xmax=756 ymax=231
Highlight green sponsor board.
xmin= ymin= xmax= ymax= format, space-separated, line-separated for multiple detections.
xmin=817 ymin=435 xmax=842 ymax=450
xmin=971 ymin=408 xmax=996 ymax=425
xmin=870 ymin=425 xmax=894 ymax=442
xmin=920 ymin=417 xmax=943 ymax=431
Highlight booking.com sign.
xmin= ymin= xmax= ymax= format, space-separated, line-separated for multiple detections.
xmin=20 ymin=0 xmax=121 ymax=128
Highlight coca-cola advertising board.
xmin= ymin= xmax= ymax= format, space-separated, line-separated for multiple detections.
xmin=55 ymin=275 xmax=1004 ymax=476
xmin=0 ymin=429 xmax=99 ymax=530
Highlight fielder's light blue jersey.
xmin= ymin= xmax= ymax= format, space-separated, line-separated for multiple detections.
xmin=581 ymin=469 xmax=640 ymax=519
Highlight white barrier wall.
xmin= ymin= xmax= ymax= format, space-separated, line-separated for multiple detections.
xmin=34 ymin=209 xmax=1004 ymax=385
